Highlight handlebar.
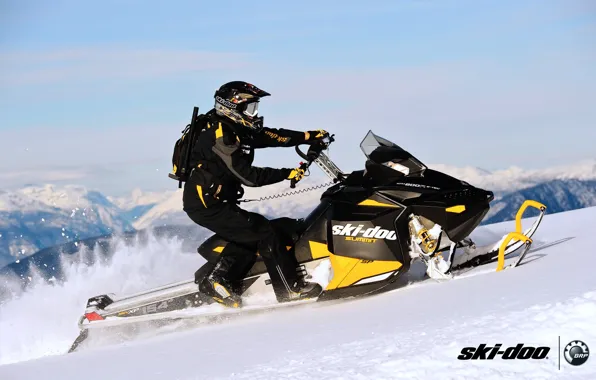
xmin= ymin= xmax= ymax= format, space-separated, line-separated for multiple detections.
xmin=290 ymin=135 xmax=335 ymax=188
xmin=295 ymin=134 xmax=335 ymax=162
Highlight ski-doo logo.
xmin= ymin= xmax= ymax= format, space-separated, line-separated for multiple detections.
xmin=332 ymin=224 xmax=397 ymax=240
xmin=457 ymin=344 xmax=550 ymax=360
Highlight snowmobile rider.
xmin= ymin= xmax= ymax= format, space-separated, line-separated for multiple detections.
xmin=183 ymin=81 xmax=330 ymax=308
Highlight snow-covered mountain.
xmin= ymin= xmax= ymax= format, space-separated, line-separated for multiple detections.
xmin=484 ymin=179 xmax=596 ymax=224
xmin=0 ymin=185 xmax=134 ymax=268
xmin=431 ymin=159 xmax=596 ymax=192
xmin=107 ymin=188 xmax=176 ymax=223
xmin=0 ymin=206 xmax=594 ymax=378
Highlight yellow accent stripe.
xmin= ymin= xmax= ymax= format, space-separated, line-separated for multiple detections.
xmin=326 ymin=255 xmax=360 ymax=290
xmin=213 ymin=246 xmax=224 ymax=253
xmin=341 ymin=260 xmax=402 ymax=288
xmin=215 ymin=122 xmax=223 ymax=139
xmin=307 ymin=240 xmax=401 ymax=289
xmin=358 ymin=199 xmax=399 ymax=208
xmin=309 ymin=241 xmax=330 ymax=259
xmin=446 ymin=205 xmax=466 ymax=213
xmin=326 ymin=255 xmax=402 ymax=290
xmin=196 ymin=185 xmax=207 ymax=208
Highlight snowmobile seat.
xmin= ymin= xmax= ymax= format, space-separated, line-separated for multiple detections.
xmin=196 ymin=217 xmax=303 ymax=264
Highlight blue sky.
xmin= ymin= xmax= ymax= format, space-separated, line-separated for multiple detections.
xmin=1 ymin=0 xmax=594 ymax=195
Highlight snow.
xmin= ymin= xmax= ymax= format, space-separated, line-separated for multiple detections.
xmin=131 ymin=189 xmax=187 ymax=229
xmin=1 ymin=184 xmax=101 ymax=213
xmin=107 ymin=187 xmax=175 ymax=210
xmin=1 ymin=206 xmax=595 ymax=379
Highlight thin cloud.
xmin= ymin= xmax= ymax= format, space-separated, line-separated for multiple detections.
xmin=0 ymin=168 xmax=89 ymax=190
xmin=0 ymin=48 xmax=252 ymax=86
xmin=0 ymin=164 xmax=126 ymax=191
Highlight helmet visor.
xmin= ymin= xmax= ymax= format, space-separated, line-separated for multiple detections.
xmin=243 ymin=101 xmax=259 ymax=117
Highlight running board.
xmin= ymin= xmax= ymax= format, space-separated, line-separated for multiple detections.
xmin=78 ymin=279 xmax=206 ymax=329
xmin=77 ymin=273 xmax=267 ymax=330
xmin=102 ymin=280 xmax=199 ymax=312
xmin=80 ymin=300 xmax=216 ymax=330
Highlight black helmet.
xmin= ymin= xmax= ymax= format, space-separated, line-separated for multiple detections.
xmin=214 ymin=81 xmax=270 ymax=131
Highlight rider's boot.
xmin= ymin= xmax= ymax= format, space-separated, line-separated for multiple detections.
xmin=198 ymin=258 xmax=243 ymax=308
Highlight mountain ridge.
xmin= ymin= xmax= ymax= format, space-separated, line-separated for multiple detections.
xmin=0 ymin=185 xmax=134 ymax=267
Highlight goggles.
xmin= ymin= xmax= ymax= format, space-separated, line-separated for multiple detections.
xmin=243 ymin=101 xmax=259 ymax=118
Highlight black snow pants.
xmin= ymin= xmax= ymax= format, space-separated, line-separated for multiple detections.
xmin=186 ymin=201 xmax=301 ymax=302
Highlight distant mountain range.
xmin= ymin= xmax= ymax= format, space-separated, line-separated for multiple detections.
xmin=1 ymin=159 xmax=595 ymax=269
xmin=0 ymin=185 xmax=134 ymax=268
xmin=484 ymin=179 xmax=596 ymax=224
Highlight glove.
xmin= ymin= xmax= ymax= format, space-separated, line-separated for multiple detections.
xmin=287 ymin=164 xmax=306 ymax=188
xmin=287 ymin=167 xmax=306 ymax=181
xmin=305 ymin=129 xmax=329 ymax=142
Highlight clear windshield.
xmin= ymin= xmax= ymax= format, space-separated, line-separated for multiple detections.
xmin=360 ymin=130 xmax=401 ymax=157
xmin=359 ymin=130 xmax=427 ymax=176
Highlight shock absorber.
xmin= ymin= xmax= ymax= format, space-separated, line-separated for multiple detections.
xmin=409 ymin=214 xmax=437 ymax=254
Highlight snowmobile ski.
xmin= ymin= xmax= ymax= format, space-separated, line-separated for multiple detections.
xmin=449 ymin=200 xmax=546 ymax=271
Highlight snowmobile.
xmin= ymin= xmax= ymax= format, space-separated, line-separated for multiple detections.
xmin=68 ymin=130 xmax=546 ymax=353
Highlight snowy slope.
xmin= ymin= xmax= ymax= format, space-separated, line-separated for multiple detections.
xmin=0 ymin=185 xmax=134 ymax=267
xmin=1 ymin=206 xmax=595 ymax=379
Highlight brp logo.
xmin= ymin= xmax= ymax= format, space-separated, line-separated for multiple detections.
xmin=564 ymin=340 xmax=590 ymax=366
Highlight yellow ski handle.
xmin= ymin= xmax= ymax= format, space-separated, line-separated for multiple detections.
xmin=515 ymin=200 xmax=546 ymax=234
xmin=496 ymin=232 xmax=532 ymax=271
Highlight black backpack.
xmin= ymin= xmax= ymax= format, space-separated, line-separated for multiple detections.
xmin=168 ymin=107 xmax=210 ymax=188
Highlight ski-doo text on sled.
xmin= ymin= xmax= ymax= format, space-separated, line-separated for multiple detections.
xmin=69 ymin=130 xmax=546 ymax=353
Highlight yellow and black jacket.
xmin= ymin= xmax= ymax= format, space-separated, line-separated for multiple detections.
xmin=182 ymin=113 xmax=310 ymax=211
